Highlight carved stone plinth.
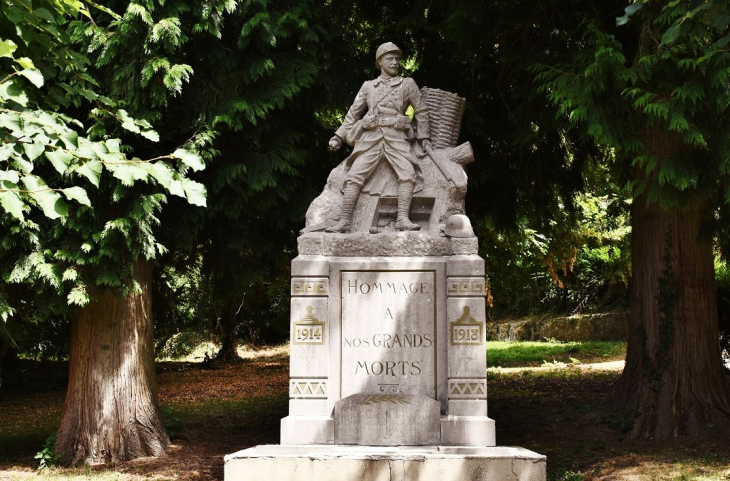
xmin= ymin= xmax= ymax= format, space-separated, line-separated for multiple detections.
xmin=225 ymin=446 xmax=546 ymax=481
xmin=280 ymin=253 xmax=495 ymax=447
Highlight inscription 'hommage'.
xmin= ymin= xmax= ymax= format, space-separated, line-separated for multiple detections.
xmin=346 ymin=279 xmax=430 ymax=295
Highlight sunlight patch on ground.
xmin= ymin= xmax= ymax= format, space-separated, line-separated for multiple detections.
xmin=588 ymin=452 xmax=730 ymax=480
xmin=237 ymin=343 xmax=289 ymax=360
xmin=488 ymin=360 xmax=625 ymax=374
xmin=157 ymin=341 xmax=290 ymax=363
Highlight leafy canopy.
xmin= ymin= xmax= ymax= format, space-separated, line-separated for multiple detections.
xmin=0 ymin=0 xmax=206 ymax=319
xmin=534 ymin=0 xmax=730 ymax=208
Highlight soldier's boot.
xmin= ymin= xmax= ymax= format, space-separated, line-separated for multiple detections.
xmin=326 ymin=183 xmax=361 ymax=233
xmin=395 ymin=182 xmax=420 ymax=231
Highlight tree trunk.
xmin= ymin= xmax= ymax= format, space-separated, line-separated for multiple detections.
xmin=56 ymin=260 xmax=168 ymax=465
xmin=0 ymin=315 xmax=18 ymax=368
xmin=0 ymin=339 xmax=9 ymax=367
xmin=216 ymin=300 xmax=241 ymax=361
xmin=619 ymin=130 xmax=730 ymax=438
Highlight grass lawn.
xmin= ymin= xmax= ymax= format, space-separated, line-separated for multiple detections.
xmin=487 ymin=340 xmax=627 ymax=368
xmin=2 ymin=342 xmax=730 ymax=480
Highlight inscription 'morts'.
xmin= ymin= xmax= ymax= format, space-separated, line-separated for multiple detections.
xmin=356 ymin=360 xmax=422 ymax=376
xmin=346 ymin=279 xmax=430 ymax=295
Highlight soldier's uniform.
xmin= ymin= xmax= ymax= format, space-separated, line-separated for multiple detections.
xmin=335 ymin=75 xmax=430 ymax=188
xmin=326 ymin=42 xmax=430 ymax=233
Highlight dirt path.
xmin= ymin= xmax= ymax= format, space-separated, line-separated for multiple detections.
xmin=2 ymin=356 xmax=729 ymax=480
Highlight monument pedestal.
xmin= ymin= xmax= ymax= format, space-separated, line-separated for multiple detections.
xmin=225 ymin=239 xmax=545 ymax=480
xmin=224 ymin=79 xmax=546 ymax=479
xmin=284 ymin=251 xmax=496 ymax=447
xmin=224 ymin=445 xmax=546 ymax=481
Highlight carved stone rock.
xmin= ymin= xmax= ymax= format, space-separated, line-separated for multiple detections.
xmin=334 ymin=393 xmax=441 ymax=446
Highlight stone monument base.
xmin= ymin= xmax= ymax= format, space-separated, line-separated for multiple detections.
xmin=224 ymin=445 xmax=546 ymax=481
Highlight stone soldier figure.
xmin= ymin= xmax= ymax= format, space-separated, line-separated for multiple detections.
xmin=326 ymin=42 xmax=432 ymax=233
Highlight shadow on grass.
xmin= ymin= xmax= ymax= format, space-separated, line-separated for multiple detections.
xmin=489 ymin=368 xmax=730 ymax=480
xmin=163 ymin=393 xmax=289 ymax=446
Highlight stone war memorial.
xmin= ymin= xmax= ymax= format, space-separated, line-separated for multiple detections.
xmin=225 ymin=43 xmax=546 ymax=480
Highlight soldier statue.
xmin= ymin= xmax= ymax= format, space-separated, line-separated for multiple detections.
xmin=326 ymin=42 xmax=432 ymax=233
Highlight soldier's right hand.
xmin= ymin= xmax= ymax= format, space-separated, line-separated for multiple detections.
xmin=328 ymin=136 xmax=342 ymax=151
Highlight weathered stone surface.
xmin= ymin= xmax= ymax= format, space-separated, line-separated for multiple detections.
xmin=451 ymin=236 xmax=479 ymax=255
xmin=298 ymin=231 xmax=477 ymax=256
xmin=226 ymin=44 xmax=547 ymax=481
xmin=291 ymin=255 xmax=330 ymax=276
xmin=304 ymin=151 xmax=470 ymax=235
xmin=310 ymin=46 xmax=474 ymax=237
xmin=441 ymin=416 xmax=496 ymax=446
xmin=290 ymin=299 xmax=328 ymax=378
xmin=443 ymin=214 xmax=475 ymax=237
xmin=280 ymin=416 xmax=334 ymax=445
xmin=447 ymin=299 xmax=487 ymax=379
xmin=340 ymin=270 xmax=436 ymax=399
xmin=324 ymin=257 xmax=449 ymax=417
xmin=448 ymin=399 xmax=488 ymax=417
xmin=334 ymin=394 xmax=441 ymax=446
xmin=447 ymin=255 xmax=485 ymax=277
xmin=487 ymin=311 xmax=630 ymax=343
xmin=225 ymin=445 xmax=546 ymax=481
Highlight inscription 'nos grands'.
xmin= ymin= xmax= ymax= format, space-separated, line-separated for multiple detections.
xmin=346 ymin=279 xmax=430 ymax=295
xmin=343 ymin=333 xmax=433 ymax=349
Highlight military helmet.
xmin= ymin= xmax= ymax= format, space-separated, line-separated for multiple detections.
xmin=375 ymin=42 xmax=403 ymax=68
xmin=443 ymin=214 xmax=475 ymax=238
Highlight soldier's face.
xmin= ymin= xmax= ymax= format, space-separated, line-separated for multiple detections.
xmin=379 ymin=54 xmax=400 ymax=77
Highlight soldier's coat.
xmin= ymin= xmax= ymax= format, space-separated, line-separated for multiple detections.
xmin=335 ymin=76 xmax=431 ymax=195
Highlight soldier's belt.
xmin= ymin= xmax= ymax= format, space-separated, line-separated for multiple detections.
xmin=363 ymin=115 xmax=410 ymax=130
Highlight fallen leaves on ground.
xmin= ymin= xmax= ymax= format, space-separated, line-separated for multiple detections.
xmin=2 ymin=347 xmax=730 ymax=480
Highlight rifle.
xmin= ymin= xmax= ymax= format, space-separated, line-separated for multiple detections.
xmin=423 ymin=143 xmax=467 ymax=189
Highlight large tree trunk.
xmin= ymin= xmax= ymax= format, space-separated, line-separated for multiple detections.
xmin=0 ymin=315 xmax=18 ymax=368
xmin=56 ymin=260 xmax=168 ymax=465
xmin=216 ymin=299 xmax=241 ymax=361
xmin=619 ymin=131 xmax=730 ymax=438
xmin=0 ymin=338 xmax=10 ymax=366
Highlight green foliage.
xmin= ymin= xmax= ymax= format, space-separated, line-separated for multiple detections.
xmin=714 ymin=254 xmax=730 ymax=370
xmin=153 ymin=257 xmax=290 ymax=351
xmin=0 ymin=0 xmax=207 ymax=332
xmin=159 ymin=406 xmax=183 ymax=439
xmin=533 ymin=0 xmax=730 ymax=209
xmin=0 ymin=1 xmax=206 ymax=223
xmin=35 ymin=433 xmax=63 ymax=470
xmin=481 ymin=176 xmax=631 ymax=317
xmin=67 ymin=0 xmax=336 ymax=350
xmin=556 ymin=472 xmax=583 ymax=481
